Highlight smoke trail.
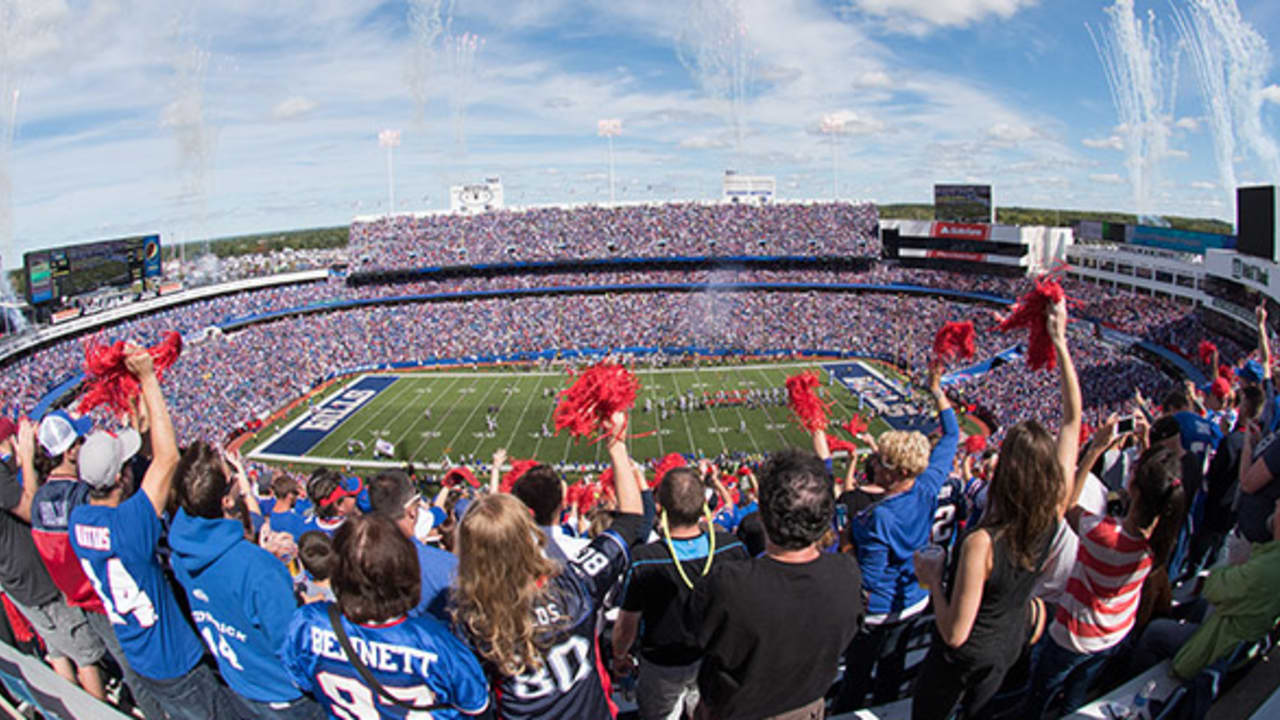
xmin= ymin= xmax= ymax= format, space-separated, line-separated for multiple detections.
xmin=1087 ymin=1 xmax=1179 ymax=218
xmin=162 ymin=28 xmax=215 ymax=260
xmin=676 ymin=0 xmax=756 ymax=155
xmin=1175 ymin=0 xmax=1280 ymax=218
xmin=405 ymin=0 xmax=455 ymax=124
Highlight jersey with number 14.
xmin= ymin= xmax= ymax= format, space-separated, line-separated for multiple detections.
xmin=495 ymin=529 xmax=632 ymax=720
xmin=68 ymin=492 xmax=205 ymax=680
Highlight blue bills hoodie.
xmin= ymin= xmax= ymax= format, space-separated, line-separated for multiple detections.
xmin=169 ymin=509 xmax=304 ymax=703
xmin=850 ymin=407 xmax=959 ymax=621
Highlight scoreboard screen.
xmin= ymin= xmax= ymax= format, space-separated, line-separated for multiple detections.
xmin=24 ymin=235 xmax=162 ymax=305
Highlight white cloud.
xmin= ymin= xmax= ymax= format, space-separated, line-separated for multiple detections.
xmin=845 ymin=0 xmax=1039 ymax=34
xmin=678 ymin=135 xmax=730 ymax=149
xmin=854 ymin=70 xmax=893 ymax=89
xmin=1165 ymin=147 xmax=1189 ymax=160
xmin=1082 ymin=135 xmax=1123 ymax=151
xmin=271 ymin=96 xmax=317 ymax=121
xmin=1262 ymin=85 xmax=1280 ymax=105
xmin=1089 ymin=173 xmax=1127 ymax=185
xmin=986 ymin=122 xmax=1037 ymax=144
xmin=1174 ymin=117 xmax=1201 ymax=132
xmin=816 ymin=110 xmax=886 ymax=135
xmin=1191 ymin=181 xmax=1216 ymax=190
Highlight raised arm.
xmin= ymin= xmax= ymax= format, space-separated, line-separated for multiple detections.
xmin=1049 ymin=301 xmax=1082 ymax=514
xmin=811 ymin=427 xmax=831 ymax=462
xmin=605 ymin=412 xmax=641 ymax=516
xmin=488 ymin=447 xmax=506 ymax=494
xmin=1066 ymin=416 xmax=1119 ymax=529
xmin=225 ymin=449 xmax=260 ymax=518
xmin=10 ymin=419 xmax=38 ymax=523
xmin=132 ymin=347 xmax=179 ymax=516
xmin=1258 ymin=304 xmax=1271 ymax=381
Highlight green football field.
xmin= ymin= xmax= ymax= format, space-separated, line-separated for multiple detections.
xmin=245 ymin=360 xmax=932 ymax=473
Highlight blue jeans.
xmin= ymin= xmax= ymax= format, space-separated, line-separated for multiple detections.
xmin=132 ymin=660 xmax=246 ymax=720
xmin=235 ymin=693 xmax=328 ymax=720
xmin=1025 ymin=635 xmax=1117 ymax=719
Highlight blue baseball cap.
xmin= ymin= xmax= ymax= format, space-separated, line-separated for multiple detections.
xmin=1239 ymin=360 xmax=1265 ymax=384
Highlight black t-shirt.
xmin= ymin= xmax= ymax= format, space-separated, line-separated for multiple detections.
xmin=621 ymin=530 xmax=748 ymax=666
xmin=689 ymin=552 xmax=863 ymax=719
xmin=0 ymin=465 xmax=61 ymax=608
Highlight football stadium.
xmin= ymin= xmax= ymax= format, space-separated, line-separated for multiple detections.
xmin=2 ymin=1 xmax=1280 ymax=720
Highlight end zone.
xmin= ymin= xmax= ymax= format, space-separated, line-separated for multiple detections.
xmin=248 ymin=375 xmax=399 ymax=462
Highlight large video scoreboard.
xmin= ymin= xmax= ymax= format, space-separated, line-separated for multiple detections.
xmin=24 ymin=235 xmax=162 ymax=305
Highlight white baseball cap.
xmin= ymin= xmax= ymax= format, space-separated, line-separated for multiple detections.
xmin=38 ymin=411 xmax=93 ymax=457
xmin=78 ymin=429 xmax=142 ymax=490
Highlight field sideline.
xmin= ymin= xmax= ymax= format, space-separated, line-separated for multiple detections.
xmin=245 ymin=360 xmax=976 ymax=473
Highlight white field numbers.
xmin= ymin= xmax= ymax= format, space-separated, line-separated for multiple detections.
xmin=317 ymin=671 xmax=437 ymax=720
xmin=80 ymin=558 xmax=157 ymax=628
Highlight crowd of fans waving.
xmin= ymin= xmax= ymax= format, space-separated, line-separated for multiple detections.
xmin=1 ymin=291 xmax=1280 ymax=720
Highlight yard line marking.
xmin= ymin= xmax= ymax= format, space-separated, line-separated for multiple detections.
xmin=750 ymin=367 xmax=792 ymax=446
xmin=505 ymin=373 xmax=552 ymax=450
xmin=664 ymin=370 xmax=701 ymax=456
xmin=441 ymin=374 xmax=503 ymax=458
xmin=692 ymin=366 xmax=730 ymax=454
xmin=407 ymin=374 xmax=468 ymax=460
xmin=468 ymin=375 xmax=525 ymax=456
xmin=714 ymin=368 xmax=762 ymax=454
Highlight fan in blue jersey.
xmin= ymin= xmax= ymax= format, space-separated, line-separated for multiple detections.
xmin=451 ymin=411 xmax=648 ymax=720
xmin=366 ymin=470 xmax=457 ymax=623
xmin=69 ymin=345 xmax=243 ymax=720
xmin=169 ymin=442 xmax=326 ymax=720
xmin=281 ymin=514 xmax=491 ymax=720
xmin=830 ymin=362 xmax=959 ymax=712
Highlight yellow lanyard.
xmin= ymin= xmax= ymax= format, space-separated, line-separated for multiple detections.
xmin=661 ymin=507 xmax=717 ymax=590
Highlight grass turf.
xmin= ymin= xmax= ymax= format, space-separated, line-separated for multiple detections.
xmin=246 ymin=359 xmax=981 ymax=473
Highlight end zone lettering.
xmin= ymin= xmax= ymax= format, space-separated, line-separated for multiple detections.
xmin=300 ymin=389 xmax=379 ymax=431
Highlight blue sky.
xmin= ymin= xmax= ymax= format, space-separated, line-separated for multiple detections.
xmin=2 ymin=0 xmax=1280 ymax=254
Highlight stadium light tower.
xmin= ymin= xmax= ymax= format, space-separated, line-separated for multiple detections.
xmin=820 ymin=113 xmax=846 ymax=200
xmin=598 ymin=118 xmax=622 ymax=204
xmin=378 ymin=129 xmax=401 ymax=216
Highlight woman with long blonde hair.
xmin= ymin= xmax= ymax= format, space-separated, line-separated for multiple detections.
xmin=452 ymin=412 xmax=647 ymax=719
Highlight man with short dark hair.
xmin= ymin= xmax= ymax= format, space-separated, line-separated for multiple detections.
xmin=511 ymin=463 xmax=588 ymax=561
xmin=267 ymin=474 xmax=308 ymax=541
xmin=69 ymin=346 xmax=241 ymax=720
xmin=688 ymin=448 xmax=863 ymax=720
xmin=168 ymin=441 xmax=325 ymax=720
xmin=367 ymin=470 xmax=457 ymax=622
xmin=615 ymin=465 xmax=748 ymax=720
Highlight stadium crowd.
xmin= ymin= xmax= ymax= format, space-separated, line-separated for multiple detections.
xmin=349 ymin=202 xmax=881 ymax=270
xmin=2 ymin=293 xmax=1278 ymax=720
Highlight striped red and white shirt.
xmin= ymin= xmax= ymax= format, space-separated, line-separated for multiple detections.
xmin=1049 ymin=512 xmax=1153 ymax=654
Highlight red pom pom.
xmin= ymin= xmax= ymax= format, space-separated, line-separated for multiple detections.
xmin=827 ymin=436 xmax=856 ymax=454
xmin=652 ymin=453 xmax=686 ymax=491
xmin=1198 ymin=340 xmax=1218 ymax=367
xmin=1078 ymin=422 xmax=1094 ymax=447
xmin=442 ymin=467 xmax=478 ymax=489
xmin=598 ymin=467 xmax=615 ymax=490
xmin=996 ymin=274 xmax=1069 ymax=371
xmin=500 ymin=459 xmax=538 ymax=494
xmin=933 ymin=321 xmax=976 ymax=363
xmin=964 ymin=435 xmax=988 ymax=455
xmin=785 ymin=371 xmax=833 ymax=432
xmin=841 ymin=414 xmax=869 ymax=438
xmin=1218 ymin=364 xmax=1235 ymax=383
xmin=552 ymin=363 xmax=640 ymax=442
xmin=78 ymin=332 xmax=184 ymax=416
xmin=1210 ymin=377 xmax=1233 ymax=400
